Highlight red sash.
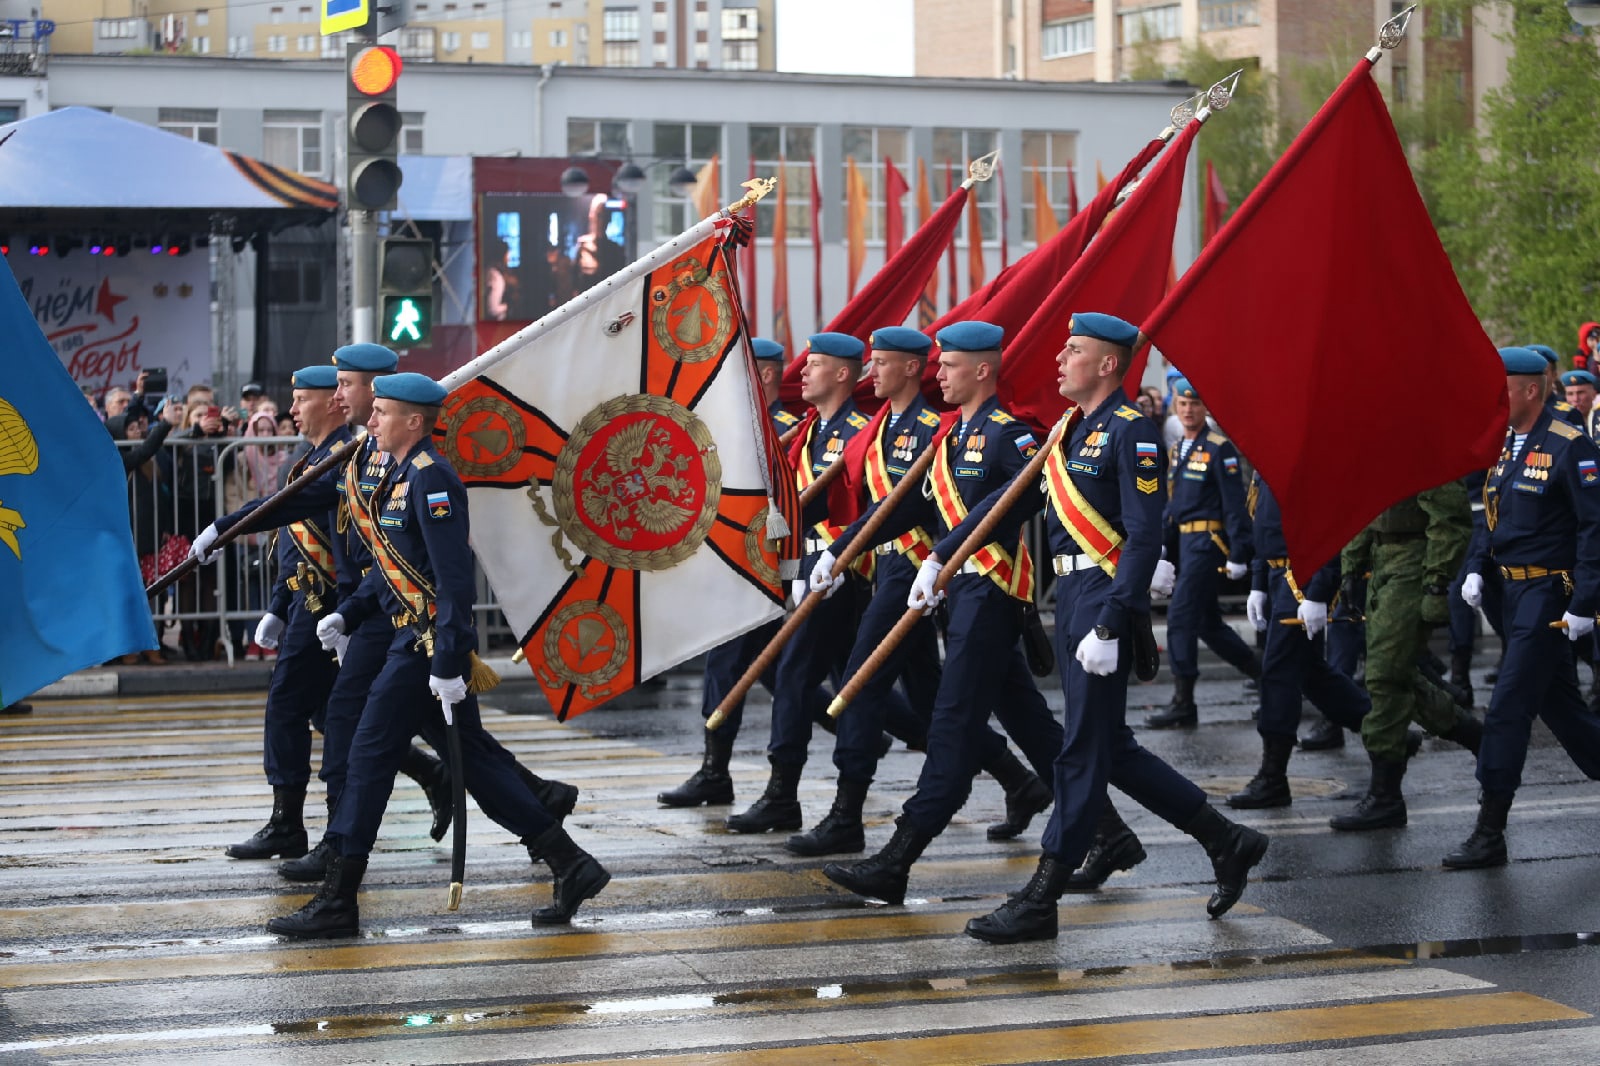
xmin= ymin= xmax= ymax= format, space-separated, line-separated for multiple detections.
xmin=1041 ymin=410 xmax=1122 ymax=577
xmin=925 ymin=432 xmax=1034 ymax=601
xmin=863 ymin=413 xmax=934 ymax=565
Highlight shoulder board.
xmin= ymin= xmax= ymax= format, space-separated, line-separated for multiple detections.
xmin=774 ymin=410 xmax=799 ymax=426
xmin=412 ymin=452 xmax=435 ymax=468
xmin=846 ymin=412 xmax=869 ymax=429
xmin=1114 ymin=405 xmax=1141 ymax=421
xmin=917 ymin=409 xmax=940 ymax=427
xmin=1206 ymin=431 xmax=1227 ymax=445
xmin=1548 ymin=420 xmax=1581 ymax=441
xmin=988 ymin=410 xmax=1015 ymax=424
xmin=1556 ymin=400 xmax=1577 ymax=412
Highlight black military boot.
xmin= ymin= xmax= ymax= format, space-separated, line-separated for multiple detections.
xmin=657 ymin=726 xmax=735 ymax=807
xmin=1298 ymin=716 xmax=1345 ymax=750
xmin=1449 ymin=648 xmax=1473 ymax=700
xmin=982 ymin=747 xmax=1053 ymax=841
xmin=226 ymin=785 xmax=309 ymax=859
xmin=399 ymin=745 xmax=452 ymax=842
xmin=1442 ymin=790 xmax=1513 ymax=870
xmin=279 ymin=837 xmax=336 ymax=882
xmin=965 ymin=854 xmax=1071 ymax=944
xmin=1145 ymin=675 xmax=1199 ymax=729
xmin=1418 ymin=653 xmax=1473 ymax=710
xmin=823 ymin=816 xmax=935 ymax=905
xmin=1063 ymin=801 xmax=1147 ymax=892
xmin=1180 ymin=803 xmax=1269 ymax=917
xmin=725 ymin=758 xmax=803 ymax=833
xmin=1329 ymin=754 xmax=1407 ymax=831
xmin=786 ymin=776 xmax=870 ymax=856
xmin=515 ymin=763 xmax=579 ymax=822
xmin=267 ymin=853 xmax=366 ymax=939
xmin=1227 ymin=734 xmax=1295 ymax=809
xmin=1440 ymin=712 xmax=1483 ymax=756
xmin=525 ymin=824 xmax=611 ymax=924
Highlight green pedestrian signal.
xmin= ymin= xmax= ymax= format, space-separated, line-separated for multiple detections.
xmin=382 ymin=294 xmax=432 ymax=346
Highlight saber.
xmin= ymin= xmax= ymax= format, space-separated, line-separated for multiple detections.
xmin=439 ymin=697 xmax=467 ymax=911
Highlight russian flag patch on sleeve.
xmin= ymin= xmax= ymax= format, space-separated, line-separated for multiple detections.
xmin=426 ymin=491 xmax=452 ymax=517
xmin=1579 ymin=459 xmax=1597 ymax=487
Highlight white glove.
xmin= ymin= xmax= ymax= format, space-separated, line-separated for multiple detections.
xmin=1562 ymin=611 xmax=1595 ymax=642
xmin=1225 ymin=561 xmax=1250 ymax=581
xmin=189 ymin=522 xmax=221 ymax=564
xmin=333 ymin=634 xmax=350 ymax=663
xmin=1297 ymin=599 xmax=1329 ymax=638
xmin=429 ymin=674 xmax=469 ymax=709
xmin=315 ymin=612 xmax=346 ymax=652
xmin=1246 ymin=590 xmax=1270 ymax=632
xmin=907 ymin=557 xmax=945 ymax=613
xmin=807 ymin=549 xmax=846 ymax=599
xmin=254 ymin=613 xmax=286 ymax=651
xmin=1075 ymin=631 xmax=1119 ymax=675
xmin=1149 ymin=559 xmax=1176 ymax=598
xmin=790 ymin=578 xmax=807 ymax=606
xmin=1461 ymin=572 xmax=1483 ymax=609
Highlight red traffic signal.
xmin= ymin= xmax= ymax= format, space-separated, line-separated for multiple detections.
xmin=349 ymin=45 xmax=402 ymax=97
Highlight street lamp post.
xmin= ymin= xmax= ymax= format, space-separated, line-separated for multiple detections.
xmin=1569 ymin=0 xmax=1600 ymax=27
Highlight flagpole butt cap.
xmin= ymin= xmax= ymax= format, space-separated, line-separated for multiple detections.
xmin=447 ymin=882 xmax=462 ymax=911
xmin=826 ymin=695 xmax=847 ymax=719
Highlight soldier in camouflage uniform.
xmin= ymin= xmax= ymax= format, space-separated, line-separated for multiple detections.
xmin=1331 ymin=481 xmax=1485 ymax=831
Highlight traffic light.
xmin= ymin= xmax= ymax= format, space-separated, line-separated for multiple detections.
xmin=346 ymin=43 xmax=403 ymax=211
xmin=379 ymin=236 xmax=434 ymax=346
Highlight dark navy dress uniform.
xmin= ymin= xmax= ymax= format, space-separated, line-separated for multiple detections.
xmin=1250 ymin=476 xmax=1371 ymax=739
xmin=846 ymin=391 xmax=1063 ymax=836
xmin=1449 ymin=469 xmax=1504 ymax=659
xmin=1466 ymin=401 xmax=1600 ymax=797
xmin=328 ymin=436 xmax=557 ymax=858
xmin=1163 ymin=419 xmax=1258 ymax=681
xmin=962 ymin=388 xmax=1211 ymax=869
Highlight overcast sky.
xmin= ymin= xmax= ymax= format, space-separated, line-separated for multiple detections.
xmin=773 ymin=0 xmax=915 ymax=76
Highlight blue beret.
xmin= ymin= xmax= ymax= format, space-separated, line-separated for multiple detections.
xmin=936 ymin=321 xmax=1004 ymax=352
xmin=1562 ymin=370 xmax=1598 ymax=388
xmin=1526 ymin=343 xmax=1560 ymax=366
xmin=1069 ymin=312 xmax=1140 ymax=348
xmin=806 ymin=332 xmax=865 ymax=361
xmin=1165 ymin=366 xmax=1184 ymax=379
xmin=1170 ymin=377 xmax=1200 ymax=400
xmin=333 ymin=343 xmax=400 ymax=372
xmin=751 ymin=337 xmax=785 ymax=362
xmin=869 ymin=326 xmax=933 ymax=355
xmin=373 ymin=372 xmax=447 ymax=406
xmin=291 ymin=365 xmax=337 ymax=390
xmin=1500 ymin=346 xmax=1548 ymax=375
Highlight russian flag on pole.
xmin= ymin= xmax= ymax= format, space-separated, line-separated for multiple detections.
xmin=0 ymin=257 xmax=155 ymax=704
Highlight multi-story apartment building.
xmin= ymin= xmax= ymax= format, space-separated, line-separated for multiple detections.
xmin=4 ymin=0 xmax=775 ymax=68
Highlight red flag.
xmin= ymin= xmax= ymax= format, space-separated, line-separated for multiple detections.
xmin=945 ymin=161 xmax=959 ymax=310
xmin=1032 ymin=169 xmax=1058 ymax=245
xmin=1065 ymin=161 xmax=1080 ymax=217
xmin=998 ymin=159 xmax=1009 ymax=271
xmin=810 ymin=157 xmax=823 ymax=330
xmin=742 ymin=157 xmax=758 ymax=332
xmin=771 ymin=157 xmax=794 ymax=357
xmin=965 ymin=177 xmax=986 ymax=296
xmin=884 ymin=157 xmax=909 ymax=259
xmin=1202 ymin=159 xmax=1229 ymax=246
xmin=998 ymin=119 xmax=1202 ymax=431
xmin=1142 ymin=59 xmax=1507 ymax=576
xmin=846 ymin=156 xmax=869 ymax=297
xmin=916 ymin=159 xmax=937 ymax=329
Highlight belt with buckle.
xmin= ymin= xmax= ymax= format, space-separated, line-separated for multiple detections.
xmin=1499 ymin=565 xmax=1569 ymax=582
xmin=804 ymin=536 xmax=832 ymax=555
xmin=1052 ymin=553 xmax=1097 ymax=576
xmin=1267 ymin=557 xmax=1290 ymax=569
xmin=874 ymin=543 xmax=896 ymax=556
xmin=1178 ymin=520 xmax=1223 ymax=534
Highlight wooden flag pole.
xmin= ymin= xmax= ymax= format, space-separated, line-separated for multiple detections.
xmin=706 ymin=421 xmax=954 ymax=731
xmin=826 ymin=416 xmax=1066 ymax=718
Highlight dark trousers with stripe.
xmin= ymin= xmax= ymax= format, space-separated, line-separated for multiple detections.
xmin=1167 ymin=532 xmax=1259 ymax=680
xmin=316 ymin=614 xmax=393 ymax=814
xmin=261 ymin=597 xmax=339 ymax=789
xmin=1257 ymin=568 xmax=1370 ymax=739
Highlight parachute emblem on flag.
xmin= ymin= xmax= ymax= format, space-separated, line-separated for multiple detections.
xmin=651 ymin=257 xmax=734 ymax=364
xmin=0 ymin=396 xmax=39 ymax=559
xmin=538 ymin=599 xmax=632 ymax=700
xmin=548 ymin=393 xmax=723 ymax=572
xmin=442 ymin=394 xmax=525 ymax=479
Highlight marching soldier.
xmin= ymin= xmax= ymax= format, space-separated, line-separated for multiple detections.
xmin=796 ymin=327 xmax=1050 ymax=856
xmin=1561 ymin=370 xmax=1598 ymax=440
xmin=1528 ymin=344 xmax=1585 ymax=429
xmin=659 ymin=337 xmax=795 ymax=808
xmin=819 ymin=321 xmax=1066 ymax=906
xmin=1145 ymin=376 xmax=1261 ymax=729
xmin=1330 ymin=485 xmax=1483 ymax=831
xmin=958 ymin=313 xmax=1267 ymax=944
xmin=1450 ymin=347 xmax=1600 ymax=869
xmin=270 ymin=373 xmax=608 ymax=939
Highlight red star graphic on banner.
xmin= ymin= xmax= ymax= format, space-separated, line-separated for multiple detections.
xmin=95 ymin=278 xmax=128 ymax=324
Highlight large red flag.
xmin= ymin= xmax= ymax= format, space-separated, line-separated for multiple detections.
xmin=1202 ymin=158 xmax=1229 ymax=246
xmin=1141 ymin=58 xmax=1507 ymax=577
xmin=916 ymin=159 xmax=937 ymax=329
xmin=884 ymin=157 xmax=909 ymax=259
xmin=998 ymin=118 xmax=1202 ymax=430
xmin=771 ymin=157 xmax=794 ymax=357
xmin=810 ymin=157 xmax=823 ymax=330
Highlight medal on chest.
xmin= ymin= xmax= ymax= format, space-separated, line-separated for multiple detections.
xmin=1079 ymin=429 xmax=1108 ymax=459
xmin=963 ymin=434 xmax=986 ymax=464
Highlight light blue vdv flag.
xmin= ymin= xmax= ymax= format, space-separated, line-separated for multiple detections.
xmin=0 ymin=256 xmax=155 ymax=704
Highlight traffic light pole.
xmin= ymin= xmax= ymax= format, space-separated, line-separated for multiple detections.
xmin=351 ymin=207 xmax=376 ymax=343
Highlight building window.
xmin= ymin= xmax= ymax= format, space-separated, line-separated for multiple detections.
xmin=1021 ymin=130 xmax=1077 ymax=243
xmin=195 ymin=9 xmax=209 ymax=25
xmin=1437 ymin=10 xmax=1463 ymax=38
xmin=653 ymin=42 xmax=668 ymax=64
xmin=749 ymin=124 xmax=817 ymax=238
xmin=1119 ymin=4 xmax=1181 ymax=44
xmin=263 ymin=109 xmax=323 ymax=174
xmin=694 ymin=1 xmax=708 ymax=31
xmin=549 ymin=28 xmax=567 ymax=46
xmin=97 ymin=18 xmax=142 ymax=38
xmin=604 ymin=41 xmax=640 ymax=64
xmin=722 ymin=5 xmax=758 ymax=38
xmin=567 ymin=117 xmax=631 ymax=156
xmin=692 ymin=39 xmax=708 ymax=63
xmin=1450 ymin=69 xmax=1466 ymax=101
xmin=298 ymin=5 xmax=312 ymax=17
xmin=510 ymin=29 xmax=530 ymax=47
xmin=1392 ymin=64 xmax=1409 ymax=103
xmin=652 ymin=121 xmax=722 ymax=237
xmin=268 ymin=260 xmax=327 ymax=307
xmin=441 ymin=30 xmax=460 ymax=51
xmin=297 ymin=34 xmax=316 ymax=51
xmin=723 ymin=39 xmax=758 ymax=69
xmin=269 ymin=6 xmax=283 ymax=23
xmin=402 ymin=112 xmax=424 ymax=153
xmin=267 ymin=34 xmax=287 ymax=52
xmin=932 ymin=128 xmax=999 ymax=244
xmin=603 ymin=7 xmax=640 ymax=40
xmin=841 ymin=126 xmax=909 ymax=243
xmin=228 ymin=34 xmax=247 ymax=53
xmin=470 ymin=31 xmax=490 ymax=48
xmin=191 ymin=35 xmax=211 ymax=52
xmin=652 ymin=5 xmax=668 ymax=31
xmin=1198 ymin=0 xmax=1258 ymax=31
xmin=159 ymin=107 xmax=219 ymax=145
